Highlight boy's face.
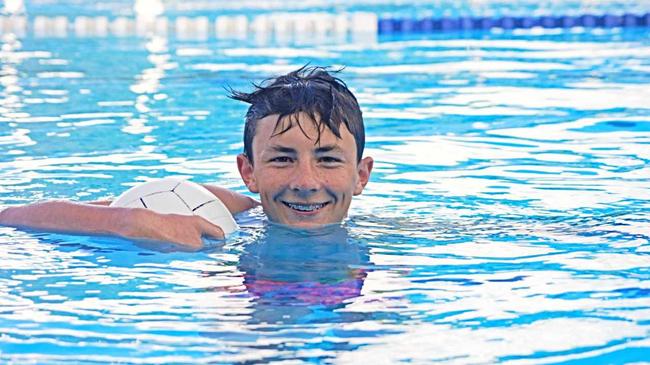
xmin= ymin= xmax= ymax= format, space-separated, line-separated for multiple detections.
xmin=237 ymin=113 xmax=373 ymax=228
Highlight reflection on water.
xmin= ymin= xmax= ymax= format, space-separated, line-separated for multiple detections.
xmin=209 ymin=224 xmax=370 ymax=325
xmin=1 ymin=28 xmax=649 ymax=363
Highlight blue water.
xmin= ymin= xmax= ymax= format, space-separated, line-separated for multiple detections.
xmin=1 ymin=22 xmax=649 ymax=364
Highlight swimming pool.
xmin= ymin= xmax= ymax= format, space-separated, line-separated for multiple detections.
xmin=1 ymin=2 xmax=650 ymax=364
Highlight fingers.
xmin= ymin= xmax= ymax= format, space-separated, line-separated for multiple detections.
xmin=196 ymin=216 xmax=225 ymax=239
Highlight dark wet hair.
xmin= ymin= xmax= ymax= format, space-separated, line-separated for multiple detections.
xmin=229 ymin=65 xmax=365 ymax=163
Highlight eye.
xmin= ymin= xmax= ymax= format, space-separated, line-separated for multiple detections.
xmin=319 ymin=156 xmax=343 ymax=165
xmin=269 ymin=156 xmax=293 ymax=164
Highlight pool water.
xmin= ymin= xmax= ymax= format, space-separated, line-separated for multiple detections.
xmin=1 ymin=25 xmax=649 ymax=363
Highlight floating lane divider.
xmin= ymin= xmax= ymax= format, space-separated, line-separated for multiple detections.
xmin=0 ymin=12 xmax=649 ymax=39
xmin=379 ymin=13 xmax=650 ymax=34
xmin=0 ymin=13 xmax=378 ymax=40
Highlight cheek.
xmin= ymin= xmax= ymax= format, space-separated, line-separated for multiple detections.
xmin=324 ymin=173 xmax=357 ymax=196
xmin=330 ymin=169 xmax=357 ymax=188
xmin=255 ymin=169 xmax=283 ymax=191
xmin=260 ymin=192 xmax=275 ymax=209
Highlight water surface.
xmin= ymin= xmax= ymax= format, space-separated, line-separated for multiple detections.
xmin=1 ymin=27 xmax=649 ymax=363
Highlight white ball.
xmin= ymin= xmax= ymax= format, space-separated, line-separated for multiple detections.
xmin=110 ymin=177 xmax=238 ymax=236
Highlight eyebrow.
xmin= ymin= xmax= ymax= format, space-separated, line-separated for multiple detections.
xmin=314 ymin=145 xmax=344 ymax=154
xmin=268 ymin=145 xmax=297 ymax=154
xmin=266 ymin=144 xmax=344 ymax=155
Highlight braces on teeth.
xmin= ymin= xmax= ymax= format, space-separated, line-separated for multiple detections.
xmin=286 ymin=203 xmax=325 ymax=211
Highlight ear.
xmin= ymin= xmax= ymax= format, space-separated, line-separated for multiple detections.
xmin=237 ymin=153 xmax=258 ymax=193
xmin=353 ymin=156 xmax=374 ymax=195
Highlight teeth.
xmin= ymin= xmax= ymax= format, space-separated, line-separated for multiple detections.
xmin=286 ymin=202 xmax=325 ymax=211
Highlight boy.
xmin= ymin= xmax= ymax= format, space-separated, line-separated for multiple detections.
xmin=0 ymin=66 xmax=373 ymax=250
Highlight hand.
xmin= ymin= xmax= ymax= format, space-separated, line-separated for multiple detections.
xmin=120 ymin=209 xmax=225 ymax=251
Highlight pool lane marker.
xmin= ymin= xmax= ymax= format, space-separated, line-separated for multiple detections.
xmin=0 ymin=12 xmax=649 ymax=39
xmin=378 ymin=13 xmax=650 ymax=34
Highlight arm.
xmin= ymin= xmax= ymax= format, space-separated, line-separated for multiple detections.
xmin=87 ymin=200 xmax=112 ymax=206
xmin=0 ymin=201 xmax=128 ymax=235
xmin=201 ymin=185 xmax=260 ymax=214
xmin=0 ymin=201 xmax=224 ymax=251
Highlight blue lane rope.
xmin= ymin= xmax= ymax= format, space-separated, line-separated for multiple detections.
xmin=378 ymin=13 xmax=650 ymax=34
xmin=2 ymin=12 xmax=650 ymax=39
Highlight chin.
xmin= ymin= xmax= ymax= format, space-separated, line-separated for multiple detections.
xmin=285 ymin=220 xmax=332 ymax=228
xmin=272 ymin=217 xmax=342 ymax=229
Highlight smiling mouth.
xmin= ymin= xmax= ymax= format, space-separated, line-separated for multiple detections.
xmin=282 ymin=201 xmax=330 ymax=213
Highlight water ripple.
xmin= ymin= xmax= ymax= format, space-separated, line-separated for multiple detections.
xmin=1 ymin=28 xmax=650 ymax=364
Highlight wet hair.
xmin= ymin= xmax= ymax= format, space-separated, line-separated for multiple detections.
xmin=228 ymin=65 xmax=365 ymax=164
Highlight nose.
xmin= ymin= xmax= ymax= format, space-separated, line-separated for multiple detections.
xmin=288 ymin=160 xmax=321 ymax=196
